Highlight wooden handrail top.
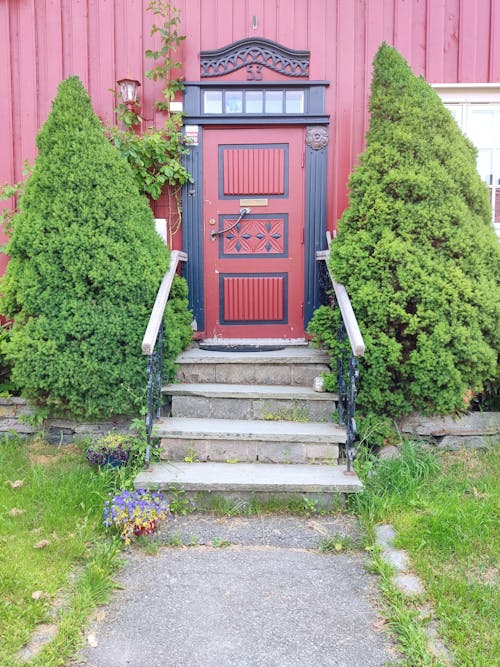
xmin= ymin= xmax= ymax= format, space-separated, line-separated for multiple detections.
xmin=142 ymin=250 xmax=187 ymax=355
xmin=316 ymin=247 xmax=366 ymax=357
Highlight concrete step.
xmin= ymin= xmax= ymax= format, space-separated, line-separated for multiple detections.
xmin=164 ymin=383 xmax=337 ymax=421
xmin=155 ymin=417 xmax=345 ymax=464
xmin=135 ymin=461 xmax=363 ymax=507
xmin=175 ymin=346 xmax=330 ymax=387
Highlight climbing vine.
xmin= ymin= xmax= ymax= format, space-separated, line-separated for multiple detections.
xmin=107 ymin=0 xmax=191 ymax=246
xmin=145 ymin=0 xmax=185 ymax=109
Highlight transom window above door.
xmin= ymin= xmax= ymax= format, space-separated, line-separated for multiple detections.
xmin=183 ymin=82 xmax=328 ymax=124
xmin=203 ymin=89 xmax=305 ymax=115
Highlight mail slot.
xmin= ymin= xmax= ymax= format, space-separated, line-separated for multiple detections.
xmin=239 ymin=198 xmax=269 ymax=207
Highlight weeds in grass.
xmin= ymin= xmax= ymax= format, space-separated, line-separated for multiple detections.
xmin=30 ymin=538 xmax=123 ymax=666
xmin=183 ymin=447 xmax=199 ymax=463
xmin=352 ymin=439 xmax=500 ymax=666
xmin=211 ymin=537 xmax=231 ymax=548
xmin=301 ymin=497 xmax=320 ymax=514
xmin=185 ymin=493 xmax=344 ymax=516
xmin=137 ymin=537 xmax=161 ymax=555
xmin=165 ymin=531 xmax=184 ymax=547
xmin=0 ymin=436 xmax=121 ymax=666
xmin=198 ymin=495 xmax=249 ymax=516
xmin=351 ymin=439 xmax=440 ymax=523
xmin=167 ymin=485 xmax=194 ymax=515
xmin=262 ymin=401 xmax=309 ymax=422
xmin=318 ymin=532 xmax=355 ymax=553
xmin=370 ymin=553 xmax=441 ymax=666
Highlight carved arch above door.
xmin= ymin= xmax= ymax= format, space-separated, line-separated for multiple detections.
xmin=200 ymin=37 xmax=310 ymax=80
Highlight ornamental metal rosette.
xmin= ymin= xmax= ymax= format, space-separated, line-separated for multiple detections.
xmin=306 ymin=126 xmax=328 ymax=150
xmin=200 ymin=37 xmax=310 ymax=79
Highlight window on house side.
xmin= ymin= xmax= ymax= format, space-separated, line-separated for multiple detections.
xmin=445 ymin=101 xmax=500 ymax=236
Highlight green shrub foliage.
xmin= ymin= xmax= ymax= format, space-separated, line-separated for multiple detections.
xmin=1 ymin=76 xmax=191 ymax=417
xmin=319 ymin=44 xmax=500 ymax=417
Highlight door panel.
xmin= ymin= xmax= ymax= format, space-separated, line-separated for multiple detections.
xmin=203 ymin=127 xmax=304 ymax=339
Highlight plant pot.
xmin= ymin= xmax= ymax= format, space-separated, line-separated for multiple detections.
xmin=86 ymin=447 xmax=130 ymax=467
xmin=104 ymin=451 xmax=130 ymax=468
xmin=133 ymin=520 xmax=158 ymax=537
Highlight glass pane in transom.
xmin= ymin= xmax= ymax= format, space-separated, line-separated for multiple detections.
xmin=225 ymin=91 xmax=243 ymax=113
xmin=246 ymin=91 xmax=264 ymax=113
xmin=204 ymin=91 xmax=223 ymax=113
xmin=285 ymin=90 xmax=304 ymax=113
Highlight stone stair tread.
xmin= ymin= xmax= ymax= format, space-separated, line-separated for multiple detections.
xmin=163 ymin=382 xmax=337 ymax=401
xmin=135 ymin=461 xmax=363 ymax=494
xmin=153 ymin=417 xmax=346 ymax=443
xmin=176 ymin=346 xmax=330 ymax=365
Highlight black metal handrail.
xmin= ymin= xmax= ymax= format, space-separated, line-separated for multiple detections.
xmin=142 ymin=250 xmax=187 ymax=465
xmin=316 ymin=236 xmax=365 ymax=472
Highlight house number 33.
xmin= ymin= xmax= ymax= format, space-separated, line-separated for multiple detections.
xmin=246 ymin=64 xmax=263 ymax=81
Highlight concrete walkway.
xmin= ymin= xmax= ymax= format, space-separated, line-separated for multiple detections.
xmin=73 ymin=515 xmax=398 ymax=667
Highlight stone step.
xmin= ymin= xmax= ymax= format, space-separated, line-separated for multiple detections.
xmin=164 ymin=383 xmax=337 ymax=421
xmin=155 ymin=417 xmax=345 ymax=464
xmin=135 ymin=461 xmax=363 ymax=507
xmin=175 ymin=346 xmax=330 ymax=387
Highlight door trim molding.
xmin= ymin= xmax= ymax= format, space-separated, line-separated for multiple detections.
xmin=304 ymin=130 xmax=328 ymax=325
xmin=182 ymin=134 xmax=204 ymax=331
xmin=182 ymin=125 xmax=328 ymax=336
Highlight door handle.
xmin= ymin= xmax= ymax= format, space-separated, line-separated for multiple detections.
xmin=210 ymin=208 xmax=251 ymax=241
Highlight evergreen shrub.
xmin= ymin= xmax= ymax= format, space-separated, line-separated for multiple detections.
xmin=309 ymin=44 xmax=499 ymax=418
xmin=1 ymin=76 xmax=192 ymax=418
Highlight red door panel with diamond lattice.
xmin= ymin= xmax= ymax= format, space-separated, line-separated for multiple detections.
xmin=203 ymin=127 xmax=305 ymax=339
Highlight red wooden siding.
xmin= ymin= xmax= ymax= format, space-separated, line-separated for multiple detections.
xmin=1 ymin=0 xmax=500 ymax=232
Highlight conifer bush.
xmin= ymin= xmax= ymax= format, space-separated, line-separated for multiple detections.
xmin=311 ymin=44 xmax=499 ymax=418
xmin=1 ymin=76 xmax=191 ymax=417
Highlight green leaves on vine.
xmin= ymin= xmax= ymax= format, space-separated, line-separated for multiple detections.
xmin=145 ymin=0 xmax=186 ymax=109
xmin=107 ymin=116 xmax=192 ymax=201
xmin=111 ymin=2 xmax=191 ymax=206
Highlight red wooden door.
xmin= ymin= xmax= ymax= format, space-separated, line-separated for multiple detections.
xmin=203 ymin=127 xmax=305 ymax=339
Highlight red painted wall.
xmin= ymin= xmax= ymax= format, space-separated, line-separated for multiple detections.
xmin=1 ymin=0 xmax=500 ymax=249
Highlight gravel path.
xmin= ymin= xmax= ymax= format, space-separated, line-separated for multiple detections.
xmin=73 ymin=514 xmax=398 ymax=667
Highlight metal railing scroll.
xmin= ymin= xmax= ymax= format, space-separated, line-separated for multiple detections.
xmin=316 ymin=236 xmax=365 ymax=472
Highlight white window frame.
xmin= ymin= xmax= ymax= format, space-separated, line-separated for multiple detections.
xmin=433 ymin=84 xmax=500 ymax=238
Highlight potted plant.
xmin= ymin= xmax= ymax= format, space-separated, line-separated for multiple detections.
xmin=103 ymin=488 xmax=170 ymax=544
xmin=85 ymin=433 xmax=134 ymax=467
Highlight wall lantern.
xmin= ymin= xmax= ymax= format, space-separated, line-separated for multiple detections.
xmin=117 ymin=77 xmax=141 ymax=110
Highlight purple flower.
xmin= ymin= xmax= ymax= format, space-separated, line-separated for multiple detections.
xmin=103 ymin=489 xmax=170 ymax=543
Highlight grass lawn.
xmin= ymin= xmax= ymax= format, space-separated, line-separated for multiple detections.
xmin=354 ymin=442 xmax=499 ymax=666
xmin=0 ymin=436 xmax=122 ymax=666
xmin=1 ymin=432 xmax=498 ymax=666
